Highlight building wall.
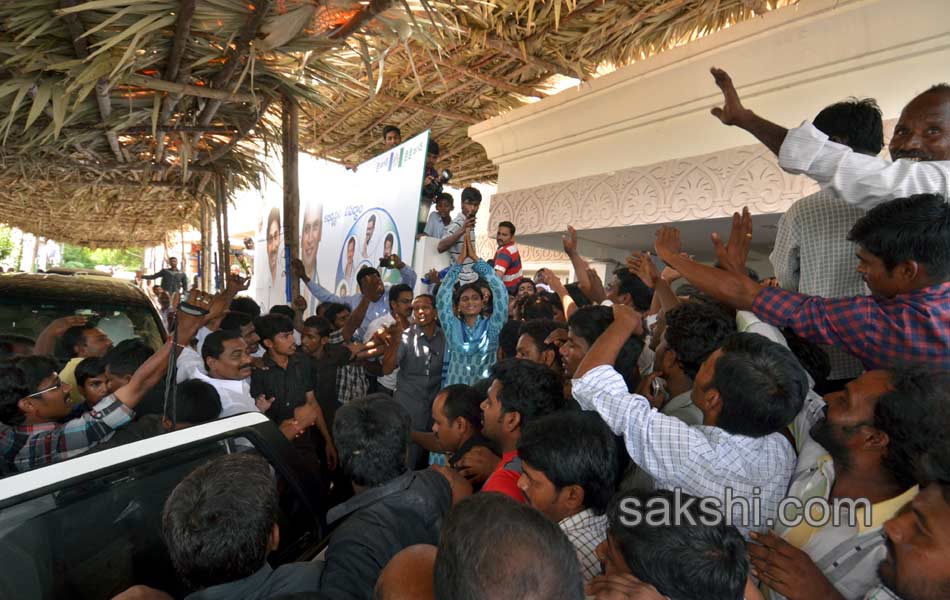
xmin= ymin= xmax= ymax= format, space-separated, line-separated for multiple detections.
xmin=470 ymin=0 xmax=949 ymax=243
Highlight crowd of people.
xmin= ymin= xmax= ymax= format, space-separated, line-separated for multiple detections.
xmin=1 ymin=67 xmax=950 ymax=600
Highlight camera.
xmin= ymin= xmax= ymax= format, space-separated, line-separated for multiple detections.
xmin=379 ymin=256 xmax=398 ymax=269
xmin=422 ymin=168 xmax=452 ymax=199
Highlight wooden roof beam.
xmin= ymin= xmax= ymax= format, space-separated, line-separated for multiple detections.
xmin=484 ymin=36 xmax=588 ymax=81
xmin=154 ymin=0 xmax=198 ymax=165
xmin=433 ymin=58 xmax=547 ymax=99
xmin=59 ymin=0 xmax=124 ymax=163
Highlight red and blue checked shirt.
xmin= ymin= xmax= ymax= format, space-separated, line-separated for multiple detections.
xmin=752 ymin=283 xmax=950 ymax=370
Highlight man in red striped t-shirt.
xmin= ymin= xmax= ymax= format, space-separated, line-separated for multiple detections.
xmin=493 ymin=221 xmax=523 ymax=295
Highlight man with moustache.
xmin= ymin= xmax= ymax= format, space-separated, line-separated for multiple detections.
xmin=198 ymin=329 xmax=316 ymax=441
xmin=747 ymin=371 xmax=950 ymax=600
xmin=709 ymin=69 xmax=949 ymax=207
xmin=380 ymin=294 xmax=446 ymax=467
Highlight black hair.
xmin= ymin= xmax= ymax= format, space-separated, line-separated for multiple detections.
xmin=428 ymin=140 xmax=440 ymax=155
xmin=439 ymin=384 xmax=484 ymax=430
xmin=875 ymin=369 xmax=950 ymax=490
xmin=61 ymin=325 xmax=96 ymax=359
xmin=414 ymin=293 xmax=434 ymax=305
xmin=268 ymin=304 xmax=296 ymax=320
xmin=711 ymin=333 xmax=808 ymax=437
xmin=163 ymin=454 xmax=277 ymax=591
xmin=229 ymin=296 xmax=261 ymax=318
xmin=564 ymin=282 xmax=591 ymax=308
xmin=75 ymin=356 xmax=105 ymax=387
xmin=461 ymin=187 xmax=481 ymax=204
xmin=347 ymin=236 xmax=356 ymax=248
xmin=489 ymin=358 xmax=565 ymax=431
xmin=517 ymin=295 xmax=556 ymax=321
xmin=388 ymin=283 xmax=413 ymax=309
xmin=498 ymin=320 xmax=522 ymax=360
xmin=607 ymin=489 xmax=749 ymax=600
xmin=323 ymin=303 xmax=351 ymax=326
xmin=498 ymin=221 xmax=516 ymax=236
xmin=0 ymin=355 xmax=59 ymax=426
xmin=518 ymin=319 xmax=566 ymax=356
xmin=664 ymin=301 xmax=736 ymax=380
xmin=847 ymin=194 xmax=950 ymax=281
xmin=436 ymin=192 xmax=454 ymax=205
xmin=169 ymin=379 xmax=222 ymax=424
xmin=383 ymin=232 xmax=394 ymax=247
xmin=368 ymin=215 xmax=377 ymax=226
xmin=201 ymin=329 xmax=243 ymax=367
xmin=434 ymin=494 xmax=584 ymax=600
xmin=452 ymin=281 xmax=483 ymax=308
xmin=303 ymin=316 xmax=333 ymax=337
xmin=104 ymin=339 xmax=154 ymax=377
xmin=254 ymin=314 xmax=294 ymax=344
xmin=612 ymin=268 xmax=653 ymax=311
xmin=219 ymin=310 xmax=253 ymax=332
xmin=518 ymin=411 xmax=618 ymax=514
xmin=334 ymin=396 xmax=410 ymax=487
xmin=382 ymin=125 xmax=401 ymax=139
xmin=356 ymin=266 xmax=381 ymax=290
xmin=567 ymin=306 xmax=645 ymax=393
xmin=518 ymin=279 xmax=536 ymax=294
xmin=813 ymin=97 xmax=884 ymax=156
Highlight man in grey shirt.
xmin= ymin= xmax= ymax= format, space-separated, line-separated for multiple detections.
xmin=380 ymin=293 xmax=445 ymax=468
xmin=142 ymin=257 xmax=188 ymax=295
xmin=770 ymin=98 xmax=884 ymax=388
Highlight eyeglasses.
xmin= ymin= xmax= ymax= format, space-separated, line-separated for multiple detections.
xmin=26 ymin=375 xmax=64 ymax=399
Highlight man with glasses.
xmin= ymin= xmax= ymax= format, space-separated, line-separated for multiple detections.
xmin=0 ymin=291 xmax=213 ymax=473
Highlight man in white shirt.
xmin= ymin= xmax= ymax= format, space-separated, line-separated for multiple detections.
xmin=571 ymin=304 xmax=809 ymax=537
xmin=708 ymin=68 xmax=950 ymax=208
xmin=423 ymin=193 xmax=454 ymax=239
xmin=198 ymin=329 xmax=316 ymax=440
xmin=365 ymin=284 xmax=414 ymax=393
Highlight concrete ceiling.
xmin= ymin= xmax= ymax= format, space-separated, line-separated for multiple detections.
xmin=519 ymin=212 xmax=783 ymax=276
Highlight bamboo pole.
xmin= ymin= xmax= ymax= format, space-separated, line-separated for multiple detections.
xmin=124 ymin=75 xmax=257 ymax=104
xmin=281 ymin=94 xmax=300 ymax=305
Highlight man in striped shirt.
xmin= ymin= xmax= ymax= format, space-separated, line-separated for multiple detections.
xmin=493 ymin=220 xmax=523 ymax=295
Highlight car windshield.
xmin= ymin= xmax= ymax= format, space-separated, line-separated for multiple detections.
xmin=0 ymin=298 xmax=164 ymax=352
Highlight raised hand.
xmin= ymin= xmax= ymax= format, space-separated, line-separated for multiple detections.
xmin=562 ymin=225 xmax=579 ymax=255
xmin=710 ymin=67 xmax=753 ymax=127
xmin=290 ymin=258 xmax=309 ymax=282
xmin=611 ymin=303 xmax=644 ymax=336
xmin=748 ymin=531 xmax=844 ymax=600
xmin=654 ymin=226 xmax=683 ymax=263
xmin=626 ymin=251 xmax=659 ymax=288
xmin=711 ymin=207 xmax=753 ymax=276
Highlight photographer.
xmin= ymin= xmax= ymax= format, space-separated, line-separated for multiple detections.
xmin=437 ymin=187 xmax=481 ymax=264
xmin=421 ymin=141 xmax=443 ymax=202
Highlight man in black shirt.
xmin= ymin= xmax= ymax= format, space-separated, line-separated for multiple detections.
xmin=251 ymin=315 xmax=337 ymax=472
xmin=141 ymin=257 xmax=188 ymax=295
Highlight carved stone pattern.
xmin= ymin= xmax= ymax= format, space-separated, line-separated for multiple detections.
xmin=475 ymin=235 xmax=570 ymax=263
xmin=487 ymin=122 xmax=896 ymax=235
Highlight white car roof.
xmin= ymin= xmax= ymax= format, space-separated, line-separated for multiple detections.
xmin=0 ymin=412 xmax=269 ymax=503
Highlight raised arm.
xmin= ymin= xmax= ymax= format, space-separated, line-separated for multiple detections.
xmin=561 ymin=226 xmax=595 ymax=300
xmin=113 ymin=291 xmax=212 ymax=408
xmin=291 ymin=258 xmax=346 ymax=305
xmin=654 ymin=226 xmax=762 ymax=311
xmin=537 ymin=269 xmax=576 ymax=320
xmin=391 ymin=253 xmax=417 ymax=288
xmin=341 ymin=292 xmax=372 ymax=343
xmin=437 ymin=264 xmax=462 ymax=349
xmin=575 ymin=304 xmax=643 ymax=379
xmin=474 ymin=260 xmax=509 ymax=336
xmin=709 ymin=67 xmax=788 ymax=156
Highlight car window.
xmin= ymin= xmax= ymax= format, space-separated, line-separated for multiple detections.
xmin=0 ymin=298 xmax=164 ymax=352
xmin=0 ymin=436 xmax=323 ymax=599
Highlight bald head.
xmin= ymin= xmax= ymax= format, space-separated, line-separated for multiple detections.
xmin=374 ymin=544 xmax=437 ymax=600
xmin=889 ymin=85 xmax=950 ymax=162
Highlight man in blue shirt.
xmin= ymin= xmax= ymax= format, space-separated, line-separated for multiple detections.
xmin=291 ymin=257 xmax=416 ymax=341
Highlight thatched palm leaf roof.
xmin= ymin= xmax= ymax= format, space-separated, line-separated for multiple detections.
xmin=0 ymin=0 xmax=796 ymax=246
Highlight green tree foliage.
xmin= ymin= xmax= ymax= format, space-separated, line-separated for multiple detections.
xmin=0 ymin=226 xmax=12 ymax=261
xmin=62 ymin=244 xmax=143 ymax=270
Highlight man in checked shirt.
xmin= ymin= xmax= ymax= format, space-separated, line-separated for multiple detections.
xmin=655 ymin=194 xmax=950 ymax=372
